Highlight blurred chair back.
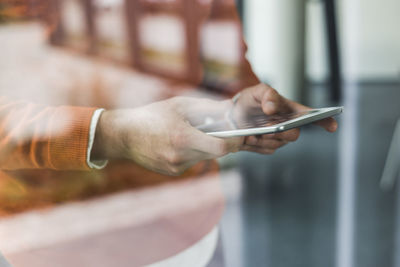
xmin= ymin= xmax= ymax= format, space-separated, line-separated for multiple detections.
xmin=47 ymin=0 xmax=250 ymax=96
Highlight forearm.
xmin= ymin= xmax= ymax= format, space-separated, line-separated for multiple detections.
xmin=0 ymin=97 xmax=96 ymax=170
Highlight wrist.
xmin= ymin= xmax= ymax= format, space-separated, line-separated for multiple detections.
xmin=91 ymin=110 xmax=129 ymax=161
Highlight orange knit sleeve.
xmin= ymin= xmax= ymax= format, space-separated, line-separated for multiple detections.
xmin=0 ymin=97 xmax=97 ymax=170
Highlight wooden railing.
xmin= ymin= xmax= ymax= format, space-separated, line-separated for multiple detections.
xmin=47 ymin=0 xmax=248 ymax=95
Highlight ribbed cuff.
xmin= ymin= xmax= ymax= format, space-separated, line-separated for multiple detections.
xmin=48 ymin=106 xmax=97 ymax=170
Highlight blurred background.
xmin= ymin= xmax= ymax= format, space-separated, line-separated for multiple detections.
xmin=0 ymin=0 xmax=399 ymax=267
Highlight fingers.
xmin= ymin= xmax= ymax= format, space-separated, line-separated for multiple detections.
xmin=241 ymin=128 xmax=300 ymax=155
xmin=244 ymin=135 xmax=288 ymax=149
xmin=275 ymin=128 xmax=301 ymax=142
xmin=242 ymin=84 xmax=283 ymax=111
xmin=239 ymin=83 xmax=292 ymax=117
xmin=284 ymin=98 xmax=310 ymax=112
xmin=260 ymin=87 xmax=283 ymax=115
xmin=284 ymin=98 xmax=338 ymax=133
xmin=164 ymin=126 xmax=243 ymax=176
xmin=314 ymin=117 xmax=338 ymax=132
xmin=241 ymin=144 xmax=276 ymax=155
xmin=258 ymin=128 xmax=300 ymax=142
xmin=244 ymin=84 xmax=339 ymax=133
xmin=246 ymin=83 xmax=272 ymax=105
xmin=260 ymin=86 xmax=292 ymax=115
xmin=187 ymin=126 xmax=243 ymax=157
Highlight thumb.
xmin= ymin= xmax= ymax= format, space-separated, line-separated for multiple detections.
xmin=261 ymin=88 xmax=291 ymax=116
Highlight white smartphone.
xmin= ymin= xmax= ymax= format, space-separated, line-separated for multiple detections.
xmin=196 ymin=107 xmax=343 ymax=138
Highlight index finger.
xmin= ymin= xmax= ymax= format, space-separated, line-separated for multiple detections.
xmin=285 ymin=99 xmax=338 ymax=133
xmin=314 ymin=117 xmax=338 ymax=132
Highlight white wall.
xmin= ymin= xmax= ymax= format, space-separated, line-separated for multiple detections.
xmin=244 ymin=0 xmax=400 ymax=84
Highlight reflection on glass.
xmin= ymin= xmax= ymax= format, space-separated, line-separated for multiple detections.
xmin=59 ymin=0 xmax=89 ymax=50
xmin=93 ymin=0 xmax=130 ymax=62
xmin=139 ymin=14 xmax=186 ymax=74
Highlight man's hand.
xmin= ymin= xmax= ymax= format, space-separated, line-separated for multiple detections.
xmin=91 ymin=97 xmax=242 ymax=175
xmin=91 ymin=85 xmax=338 ymax=175
xmin=235 ymin=83 xmax=338 ymax=154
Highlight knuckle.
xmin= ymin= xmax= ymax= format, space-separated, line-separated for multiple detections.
xmin=259 ymin=83 xmax=272 ymax=91
xmin=168 ymin=165 xmax=185 ymax=176
xmin=256 ymin=83 xmax=266 ymax=90
xmin=269 ymin=87 xmax=278 ymax=95
xmin=168 ymin=97 xmax=186 ymax=113
xmin=263 ymin=88 xmax=279 ymax=104
xmin=171 ymin=130 xmax=188 ymax=148
xmin=166 ymin=151 xmax=183 ymax=165
xmin=275 ymin=132 xmax=285 ymax=140
xmin=266 ymin=86 xmax=278 ymax=97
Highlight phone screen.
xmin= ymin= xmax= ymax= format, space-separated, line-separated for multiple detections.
xmin=197 ymin=110 xmax=319 ymax=133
